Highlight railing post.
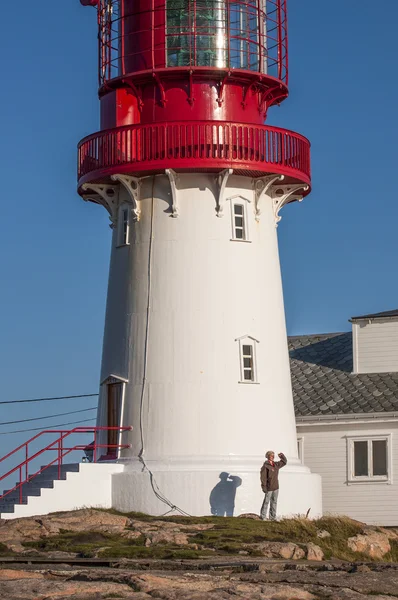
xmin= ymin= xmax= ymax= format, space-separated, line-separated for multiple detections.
xmin=19 ymin=466 xmax=22 ymax=503
xmin=94 ymin=428 xmax=97 ymax=463
xmin=57 ymin=438 xmax=61 ymax=480
xmin=25 ymin=443 xmax=29 ymax=481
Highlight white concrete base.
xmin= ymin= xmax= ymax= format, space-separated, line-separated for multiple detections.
xmin=0 ymin=463 xmax=124 ymax=520
xmin=112 ymin=458 xmax=322 ymax=518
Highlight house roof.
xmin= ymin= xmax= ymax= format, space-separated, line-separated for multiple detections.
xmin=350 ymin=309 xmax=398 ymax=321
xmin=289 ymin=332 xmax=398 ymax=418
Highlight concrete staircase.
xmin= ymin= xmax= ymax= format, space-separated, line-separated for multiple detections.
xmin=0 ymin=464 xmax=81 ymax=515
xmin=0 ymin=463 xmax=124 ymax=519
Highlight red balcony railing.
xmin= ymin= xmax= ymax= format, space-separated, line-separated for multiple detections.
xmin=78 ymin=121 xmax=311 ymax=188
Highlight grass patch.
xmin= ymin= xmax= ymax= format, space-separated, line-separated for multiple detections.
xmin=0 ymin=542 xmax=13 ymax=556
xmin=22 ymin=530 xmax=209 ymax=560
xmin=19 ymin=513 xmax=386 ymax=563
xmin=23 ymin=531 xmax=146 ymax=558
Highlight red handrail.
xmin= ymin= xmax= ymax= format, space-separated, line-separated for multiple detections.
xmin=0 ymin=426 xmax=131 ymax=506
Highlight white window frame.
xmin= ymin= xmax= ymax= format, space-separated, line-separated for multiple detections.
xmin=228 ymin=195 xmax=251 ymax=242
xmin=235 ymin=335 xmax=259 ymax=384
xmin=297 ymin=437 xmax=304 ymax=464
xmin=347 ymin=435 xmax=392 ymax=484
xmin=117 ymin=204 xmax=130 ymax=247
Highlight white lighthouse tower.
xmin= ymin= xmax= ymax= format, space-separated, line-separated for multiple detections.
xmin=78 ymin=0 xmax=322 ymax=517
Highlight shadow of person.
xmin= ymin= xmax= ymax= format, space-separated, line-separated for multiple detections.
xmin=209 ymin=472 xmax=242 ymax=517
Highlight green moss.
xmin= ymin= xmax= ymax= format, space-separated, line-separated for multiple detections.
xmin=19 ymin=513 xmax=391 ymax=563
xmin=0 ymin=542 xmax=13 ymax=556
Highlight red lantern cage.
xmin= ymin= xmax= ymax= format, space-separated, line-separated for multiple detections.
xmin=78 ymin=0 xmax=310 ymax=193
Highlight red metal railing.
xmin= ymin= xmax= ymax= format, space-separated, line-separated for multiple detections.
xmin=0 ymin=426 xmax=131 ymax=506
xmin=78 ymin=121 xmax=311 ymax=187
xmin=95 ymin=0 xmax=288 ymax=85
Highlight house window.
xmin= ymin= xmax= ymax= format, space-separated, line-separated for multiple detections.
xmin=236 ymin=335 xmax=259 ymax=383
xmin=348 ymin=436 xmax=390 ymax=483
xmin=118 ymin=205 xmax=130 ymax=246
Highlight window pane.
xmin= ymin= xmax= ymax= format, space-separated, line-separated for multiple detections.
xmin=242 ymin=345 xmax=252 ymax=357
xmin=372 ymin=440 xmax=387 ymax=476
xmin=234 ymin=204 xmax=243 ymax=215
xmin=244 ymin=369 xmax=252 ymax=380
xmin=354 ymin=441 xmax=368 ymax=477
xmin=235 ymin=216 xmax=243 ymax=227
xmin=243 ymin=357 xmax=252 ymax=368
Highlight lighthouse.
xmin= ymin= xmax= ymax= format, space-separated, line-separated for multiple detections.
xmin=78 ymin=0 xmax=322 ymax=516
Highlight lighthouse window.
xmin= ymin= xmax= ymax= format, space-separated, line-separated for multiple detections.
xmin=242 ymin=345 xmax=254 ymax=380
xmin=117 ymin=205 xmax=130 ymax=246
xmin=233 ymin=204 xmax=245 ymax=240
xmin=229 ymin=2 xmax=260 ymax=70
xmin=236 ymin=337 xmax=259 ymax=383
xmin=166 ymin=0 xmax=226 ymax=68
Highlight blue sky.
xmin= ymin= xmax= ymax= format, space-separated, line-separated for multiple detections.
xmin=0 ymin=1 xmax=397 ymax=456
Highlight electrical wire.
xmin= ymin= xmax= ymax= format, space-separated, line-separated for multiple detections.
xmin=0 ymin=393 xmax=98 ymax=405
xmin=0 ymin=407 xmax=97 ymax=427
xmin=0 ymin=417 xmax=96 ymax=436
xmin=137 ymin=175 xmax=191 ymax=517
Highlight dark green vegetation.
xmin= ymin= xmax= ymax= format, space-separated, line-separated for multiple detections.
xmin=19 ymin=512 xmax=398 ymax=562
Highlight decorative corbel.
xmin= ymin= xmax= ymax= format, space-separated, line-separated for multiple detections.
xmin=217 ymin=72 xmax=230 ymax=107
xmin=165 ymin=169 xmax=179 ymax=218
xmin=81 ymin=183 xmax=119 ymax=229
xmin=253 ymin=174 xmax=284 ymax=221
xmin=215 ymin=168 xmax=233 ymax=217
xmin=272 ymin=183 xmax=309 ymax=226
xmin=111 ymin=174 xmax=142 ymax=222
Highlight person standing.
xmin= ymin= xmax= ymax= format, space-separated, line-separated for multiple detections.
xmin=260 ymin=450 xmax=287 ymax=520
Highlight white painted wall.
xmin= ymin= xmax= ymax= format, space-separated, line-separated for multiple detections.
xmin=353 ymin=319 xmax=398 ymax=374
xmin=95 ymin=172 xmax=321 ymax=517
xmin=297 ymin=420 xmax=398 ymax=525
xmin=0 ymin=463 xmax=124 ymax=520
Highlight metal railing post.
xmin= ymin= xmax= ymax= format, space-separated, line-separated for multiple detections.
xmin=19 ymin=466 xmax=22 ymax=503
xmin=25 ymin=443 xmax=29 ymax=481
xmin=94 ymin=428 xmax=97 ymax=463
xmin=57 ymin=438 xmax=61 ymax=480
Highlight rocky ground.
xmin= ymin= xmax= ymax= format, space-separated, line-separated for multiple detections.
xmin=1 ymin=509 xmax=398 ymax=599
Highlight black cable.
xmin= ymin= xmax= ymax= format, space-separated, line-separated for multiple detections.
xmin=137 ymin=175 xmax=191 ymax=518
xmin=0 ymin=407 xmax=97 ymax=427
xmin=0 ymin=417 xmax=95 ymax=435
xmin=0 ymin=393 xmax=98 ymax=405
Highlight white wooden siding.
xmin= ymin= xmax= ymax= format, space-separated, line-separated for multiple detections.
xmin=353 ymin=319 xmax=398 ymax=374
xmin=297 ymin=421 xmax=398 ymax=525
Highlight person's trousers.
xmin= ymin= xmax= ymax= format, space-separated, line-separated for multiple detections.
xmin=260 ymin=489 xmax=279 ymax=520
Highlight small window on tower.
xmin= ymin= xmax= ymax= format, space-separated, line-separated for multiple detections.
xmin=242 ymin=344 xmax=254 ymax=380
xmin=236 ymin=335 xmax=259 ymax=383
xmin=233 ymin=204 xmax=246 ymax=240
xmin=117 ymin=205 xmax=130 ymax=246
xmin=228 ymin=196 xmax=251 ymax=242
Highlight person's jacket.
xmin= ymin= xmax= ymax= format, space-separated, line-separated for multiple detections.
xmin=260 ymin=453 xmax=287 ymax=492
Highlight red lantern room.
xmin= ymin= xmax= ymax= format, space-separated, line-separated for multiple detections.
xmin=78 ymin=0 xmax=310 ymax=192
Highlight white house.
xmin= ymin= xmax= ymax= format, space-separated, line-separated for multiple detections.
xmin=292 ymin=309 xmax=398 ymax=526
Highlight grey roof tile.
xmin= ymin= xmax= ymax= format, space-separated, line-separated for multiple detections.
xmin=289 ymin=332 xmax=398 ymax=417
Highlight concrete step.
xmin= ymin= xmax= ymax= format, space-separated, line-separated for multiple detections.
xmin=40 ymin=464 xmax=80 ymax=474
xmin=0 ymin=504 xmax=15 ymax=514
